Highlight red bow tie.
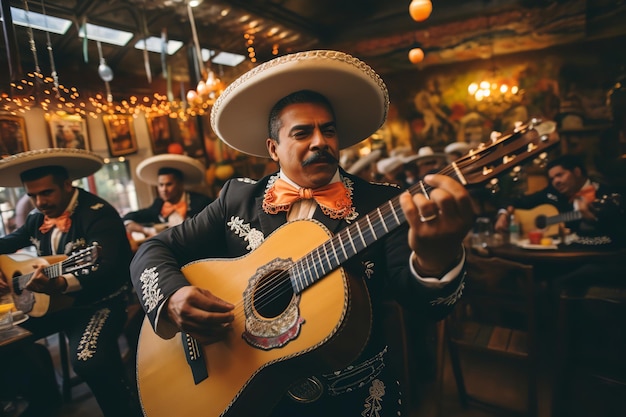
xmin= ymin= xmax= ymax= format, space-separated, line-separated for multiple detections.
xmin=571 ymin=185 xmax=596 ymax=203
xmin=39 ymin=212 xmax=72 ymax=234
xmin=263 ymin=178 xmax=353 ymax=219
xmin=161 ymin=200 xmax=188 ymax=219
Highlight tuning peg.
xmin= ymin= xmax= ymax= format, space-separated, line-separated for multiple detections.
xmin=486 ymin=178 xmax=500 ymax=194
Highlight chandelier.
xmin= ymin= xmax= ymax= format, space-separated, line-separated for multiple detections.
xmin=466 ymin=9 xmax=522 ymax=118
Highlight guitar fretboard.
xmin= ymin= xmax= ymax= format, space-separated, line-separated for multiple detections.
xmin=289 ymin=175 xmax=458 ymax=293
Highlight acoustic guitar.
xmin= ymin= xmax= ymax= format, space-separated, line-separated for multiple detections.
xmin=136 ymin=119 xmax=559 ymax=417
xmin=514 ymin=193 xmax=623 ymax=238
xmin=0 ymin=244 xmax=101 ymax=317
xmin=514 ymin=204 xmax=561 ymax=237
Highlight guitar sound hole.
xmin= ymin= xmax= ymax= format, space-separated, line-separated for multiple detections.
xmin=253 ymin=270 xmax=294 ymax=319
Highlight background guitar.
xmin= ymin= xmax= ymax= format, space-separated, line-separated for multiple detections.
xmin=0 ymin=244 xmax=101 ymax=317
xmin=514 ymin=194 xmax=623 ymax=238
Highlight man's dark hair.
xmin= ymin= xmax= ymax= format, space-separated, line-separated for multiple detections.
xmin=157 ymin=167 xmax=184 ymax=181
xmin=20 ymin=165 xmax=69 ymax=186
xmin=546 ymin=154 xmax=587 ymax=177
xmin=268 ymin=90 xmax=335 ymax=141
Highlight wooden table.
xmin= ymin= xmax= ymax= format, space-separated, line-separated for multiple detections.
xmin=481 ymin=242 xmax=626 ymax=265
xmin=0 ymin=325 xmax=33 ymax=352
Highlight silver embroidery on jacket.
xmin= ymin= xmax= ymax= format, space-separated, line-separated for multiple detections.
xmin=323 ymin=346 xmax=388 ymax=395
xmin=76 ymin=308 xmax=111 ymax=361
xmin=139 ymin=267 xmax=163 ymax=313
xmin=228 ymin=216 xmax=265 ymax=251
xmin=361 ymin=379 xmax=386 ymax=417
xmin=90 ymin=203 xmax=104 ymax=210
xmin=430 ymin=277 xmax=465 ymax=306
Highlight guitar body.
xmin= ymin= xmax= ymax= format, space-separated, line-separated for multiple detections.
xmin=0 ymin=253 xmax=74 ymax=317
xmin=136 ymin=220 xmax=372 ymax=417
xmin=514 ymin=204 xmax=560 ymax=237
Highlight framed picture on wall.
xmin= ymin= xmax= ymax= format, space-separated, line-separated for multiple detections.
xmin=103 ymin=114 xmax=138 ymax=157
xmin=146 ymin=115 xmax=173 ymax=155
xmin=46 ymin=113 xmax=90 ymax=150
xmin=0 ymin=114 xmax=28 ymax=156
xmin=172 ymin=116 xmax=206 ymax=161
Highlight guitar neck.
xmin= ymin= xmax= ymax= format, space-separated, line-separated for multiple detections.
xmin=290 ymin=118 xmax=559 ymax=293
xmin=545 ymin=210 xmax=583 ymax=227
xmin=290 ymin=177 xmax=450 ymax=294
xmin=14 ymin=262 xmax=64 ymax=291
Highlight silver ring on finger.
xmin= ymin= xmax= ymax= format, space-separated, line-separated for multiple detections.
xmin=419 ymin=213 xmax=438 ymax=223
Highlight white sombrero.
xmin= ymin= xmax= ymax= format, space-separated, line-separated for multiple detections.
xmin=402 ymin=146 xmax=447 ymax=166
xmin=444 ymin=142 xmax=472 ymax=156
xmin=0 ymin=148 xmax=103 ymax=187
xmin=211 ymin=50 xmax=389 ymax=158
xmin=136 ymin=154 xmax=205 ymax=187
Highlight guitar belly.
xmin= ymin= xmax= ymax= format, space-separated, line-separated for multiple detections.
xmin=136 ymin=220 xmax=372 ymax=417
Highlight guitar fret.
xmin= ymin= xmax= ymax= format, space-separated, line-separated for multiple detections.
xmin=322 ymin=244 xmax=332 ymax=270
xmin=329 ymin=240 xmax=340 ymax=266
xmin=345 ymin=228 xmax=357 ymax=255
xmin=366 ymin=216 xmax=377 ymax=240
xmin=388 ymin=201 xmax=401 ymax=225
xmin=336 ymin=233 xmax=348 ymax=262
xmin=304 ymin=254 xmax=314 ymax=287
xmin=376 ymin=208 xmax=389 ymax=233
xmin=292 ymin=261 xmax=305 ymax=292
xmin=314 ymin=248 xmax=325 ymax=276
xmin=355 ymin=222 xmax=367 ymax=248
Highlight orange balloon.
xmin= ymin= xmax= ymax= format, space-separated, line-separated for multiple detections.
xmin=409 ymin=48 xmax=424 ymax=64
xmin=409 ymin=0 xmax=432 ymax=22
xmin=168 ymin=143 xmax=184 ymax=154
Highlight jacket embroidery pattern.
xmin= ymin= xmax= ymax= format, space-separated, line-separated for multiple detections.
xmin=228 ymin=216 xmax=265 ymax=251
xmin=76 ymin=307 xmax=110 ymax=361
xmin=139 ymin=267 xmax=163 ymax=313
xmin=430 ymin=277 xmax=465 ymax=306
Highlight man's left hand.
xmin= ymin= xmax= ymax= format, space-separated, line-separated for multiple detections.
xmin=399 ymin=173 xmax=474 ymax=277
xmin=26 ymin=265 xmax=67 ymax=295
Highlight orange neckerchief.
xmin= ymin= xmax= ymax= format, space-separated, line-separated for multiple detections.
xmin=161 ymin=199 xmax=188 ymax=219
xmin=262 ymin=178 xmax=353 ymax=220
xmin=39 ymin=211 xmax=72 ymax=234
xmin=571 ymin=184 xmax=596 ymax=203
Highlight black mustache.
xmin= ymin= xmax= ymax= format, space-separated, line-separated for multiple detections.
xmin=302 ymin=151 xmax=338 ymax=167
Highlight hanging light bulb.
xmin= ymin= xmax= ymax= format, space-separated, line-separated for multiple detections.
xmin=409 ymin=0 xmax=433 ymax=22
xmin=408 ymin=47 xmax=424 ymax=64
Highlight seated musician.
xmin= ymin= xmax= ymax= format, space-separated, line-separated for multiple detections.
xmin=0 ymin=149 xmax=142 ymax=417
xmin=494 ymin=154 xmax=625 ymax=248
xmin=494 ymin=154 xmax=626 ymax=295
xmin=129 ymin=50 xmax=474 ymax=417
xmin=123 ymin=153 xmax=213 ymax=239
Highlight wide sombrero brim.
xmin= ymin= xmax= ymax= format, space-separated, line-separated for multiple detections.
xmin=211 ymin=50 xmax=389 ymax=158
xmin=136 ymin=154 xmax=205 ymax=187
xmin=0 ymin=148 xmax=104 ymax=187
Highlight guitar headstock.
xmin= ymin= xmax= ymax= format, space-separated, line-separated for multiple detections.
xmin=63 ymin=243 xmax=102 ymax=274
xmin=453 ymin=118 xmax=559 ymax=187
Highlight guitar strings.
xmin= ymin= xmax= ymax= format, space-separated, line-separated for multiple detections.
xmin=226 ymin=169 xmax=458 ymax=323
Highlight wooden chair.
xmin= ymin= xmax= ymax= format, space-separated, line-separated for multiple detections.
xmin=445 ymin=254 xmax=538 ymax=416
xmin=552 ymin=285 xmax=626 ymax=417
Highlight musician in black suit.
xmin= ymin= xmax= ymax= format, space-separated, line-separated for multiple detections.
xmin=123 ymin=154 xmax=213 ymax=238
xmin=130 ymin=51 xmax=474 ymax=416
xmin=494 ymin=154 xmax=625 ymax=247
xmin=0 ymin=149 xmax=142 ymax=417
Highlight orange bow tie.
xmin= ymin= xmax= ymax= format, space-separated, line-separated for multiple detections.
xmin=161 ymin=200 xmax=188 ymax=219
xmin=263 ymin=178 xmax=353 ymax=220
xmin=39 ymin=212 xmax=72 ymax=234
xmin=571 ymin=185 xmax=596 ymax=203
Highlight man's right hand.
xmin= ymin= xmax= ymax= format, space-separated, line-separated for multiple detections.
xmin=166 ymin=286 xmax=235 ymax=345
xmin=125 ymin=221 xmax=157 ymax=238
xmin=494 ymin=206 xmax=514 ymax=233
xmin=0 ymin=270 xmax=10 ymax=297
